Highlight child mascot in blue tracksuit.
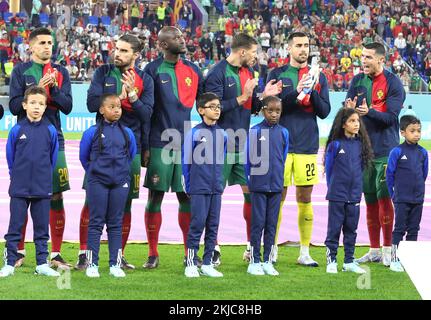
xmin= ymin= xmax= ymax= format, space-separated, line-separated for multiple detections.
xmin=386 ymin=115 xmax=428 ymax=273
xmin=182 ymin=92 xmax=227 ymax=278
xmin=79 ymin=93 xmax=137 ymax=278
xmin=324 ymin=107 xmax=374 ymax=274
xmin=245 ymin=96 xmax=289 ymax=276
xmin=1 ymin=86 xmax=60 ymax=278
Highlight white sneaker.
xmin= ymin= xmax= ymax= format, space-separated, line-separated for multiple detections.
xmin=185 ymin=265 xmax=200 ymax=278
xmin=35 ymin=263 xmax=60 ymax=277
xmin=262 ymin=262 xmax=279 ymax=276
xmin=86 ymin=264 xmax=100 ymax=278
xmin=247 ymin=263 xmax=265 ymax=276
xmin=326 ymin=262 xmax=338 ymax=274
xmin=0 ymin=265 xmax=14 ymax=277
xmin=354 ymin=251 xmax=382 ymax=264
xmin=200 ymin=265 xmax=223 ymax=277
xmin=297 ymin=255 xmax=319 ymax=267
xmin=342 ymin=262 xmax=367 ymax=274
xmin=390 ymin=261 xmax=405 ymax=272
xmin=272 ymin=245 xmax=278 ymax=264
xmin=382 ymin=246 xmax=392 ymax=267
xmin=109 ymin=265 xmax=126 ymax=278
xmin=243 ymin=249 xmax=251 ymax=263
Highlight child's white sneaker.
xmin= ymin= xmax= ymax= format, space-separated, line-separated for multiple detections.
xmin=247 ymin=263 xmax=265 ymax=275
xmin=200 ymin=265 xmax=223 ymax=277
xmin=35 ymin=263 xmax=60 ymax=277
xmin=86 ymin=264 xmax=100 ymax=278
xmin=0 ymin=265 xmax=14 ymax=278
xmin=390 ymin=261 xmax=405 ymax=272
xmin=326 ymin=261 xmax=338 ymax=274
xmin=185 ymin=265 xmax=200 ymax=278
xmin=382 ymin=246 xmax=392 ymax=267
xmin=262 ymin=262 xmax=279 ymax=276
xmin=342 ymin=262 xmax=366 ymax=274
xmin=109 ymin=265 xmax=126 ymax=278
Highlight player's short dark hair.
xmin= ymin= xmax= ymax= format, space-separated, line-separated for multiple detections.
xmin=363 ymin=42 xmax=386 ymax=56
xmin=262 ymin=96 xmax=281 ymax=108
xmin=23 ymin=86 xmax=47 ymax=103
xmin=287 ymin=32 xmax=309 ymax=43
xmin=231 ymin=33 xmax=258 ymax=51
xmin=118 ymin=34 xmax=143 ymax=53
xmin=400 ymin=115 xmax=421 ymax=131
xmin=100 ymin=93 xmax=120 ymax=106
xmin=29 ymin=27 xmax=52 ymax=42
xmin=197 ymin=92 xmax=220 ymax=109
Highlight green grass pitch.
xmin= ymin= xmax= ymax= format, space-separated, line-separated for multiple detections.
xmin=0 ymin=243 xmax=420 ymax=300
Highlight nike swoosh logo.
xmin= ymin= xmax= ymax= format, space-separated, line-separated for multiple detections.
xmin=26 ymin=82 xmax=34 ymax=86
xmin=306 ymin=177 xmax=313 ymax=181
xmin=283 ymin=84 xmax=291 ymax=87
xmin=162 ymin=80 xmax=169 ymax=84
xmin=105 ymin=83 xmax=115 ymax=87
xmin=228 ymin=83 xmax=235 ymax=87
xmin=357 ymin=93 xmax=364 ymax=96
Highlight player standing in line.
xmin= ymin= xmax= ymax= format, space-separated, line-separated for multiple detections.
xmin=266 ymin=32 xmax=331 ymax=266
xmin=9 ymin=28 xmax=73 ymax=270
xmin=142 ymin=26 xmax=204 ymax=269
xmin=345 ymin=42 xmax=405 ymax=266
xmin=204 ymin=33 xmax=282 ymax=265
xmin=79 ymin=34 xmax=154 ymax=270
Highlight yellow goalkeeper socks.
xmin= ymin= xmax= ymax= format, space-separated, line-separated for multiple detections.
xmin=298 ymin=202 xmax=313 ymax=247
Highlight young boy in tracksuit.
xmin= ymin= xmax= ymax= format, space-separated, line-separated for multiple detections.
xmin=79 ymin=93 xmax=137 ymax=278
xmin=0 ymin=86 xmax=60 ymax=278
xmin=245 ymin=96 xmax=289 ymax=276
xmin=182 ymin=92 xmax=227 ymax=278
xmin=386 ymin=115 xmax=428 ymax=273
xmin=324 ymin=108 xmax=373 ymax=274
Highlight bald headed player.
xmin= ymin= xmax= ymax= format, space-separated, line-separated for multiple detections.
xmin=142 ymin=26 xmax=204 ymax=269
xmin=9 ymin=27 xmax=73 ymax=269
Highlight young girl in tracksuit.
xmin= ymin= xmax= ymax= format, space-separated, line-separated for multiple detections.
xmin=182 ymin=92 xmax=227 ymax=278
xmin=386 ymin=115 xmax=428 ymax=273
xmin=79 ymin=93 xmax=137 ymax=278
xmin=1 ymin=86 xmax=59 ymax=278
xmin=245 ymin=96 xmax=289 ymax=276
xmin=324 ymin=107 xmax=373 ymax=274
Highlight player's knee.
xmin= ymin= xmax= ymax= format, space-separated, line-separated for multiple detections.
xmin=52 ymin=193 xmax=63 ymax=201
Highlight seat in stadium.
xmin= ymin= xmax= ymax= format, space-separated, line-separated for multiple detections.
xmin=88 ymin=15 xmax=99 ymax=27
xmin=39 ymin=13 xmax=49 ymax=26
xmin=101 ymin=16 xmax=111 ymax=27
xmin=3 ymin=12 xmax=13 ymax=24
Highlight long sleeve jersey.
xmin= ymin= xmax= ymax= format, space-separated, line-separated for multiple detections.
xmin=182 ymin=122 xmax=227 ymax=195
xmin=144 ymin=57 xmax=204 ymax=151
xmin=346 ymin=69 xmax=405 ymax=158
xmin=80 ymin=120 xmax=137 ymax=186
xmin=204 ymin=60 xmax=263 ymax=153
xmin=6 ymin=118 xmax=58 ymax=198
xmin=386 ymin=141 xmax=428 ymax=203
xmin=266 ymin=64 xmax=331 ymax=154
xmin=245 ymin=120 xmax=289 ymax=193
xmin=325 ymin=137 xmax=363 ymax=203
xmin=87 ymin=64 xmax=154 ymax=153
xmin=9 ymin=61 xmax=72 ymax=151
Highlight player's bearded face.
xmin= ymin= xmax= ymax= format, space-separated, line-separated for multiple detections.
xmin=289 ymin=37 xmax=309 ymax=64
xmin=31 ymin=35 xmax=53 ymax=62
xmin=241 ymin=45 xmax=258 ymax=67
xmin=114 ymin=40 xmax=135 ymax=68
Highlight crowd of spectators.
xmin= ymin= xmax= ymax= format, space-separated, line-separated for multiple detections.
xmin=0 ymin=0 xmax=430 ymax=93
